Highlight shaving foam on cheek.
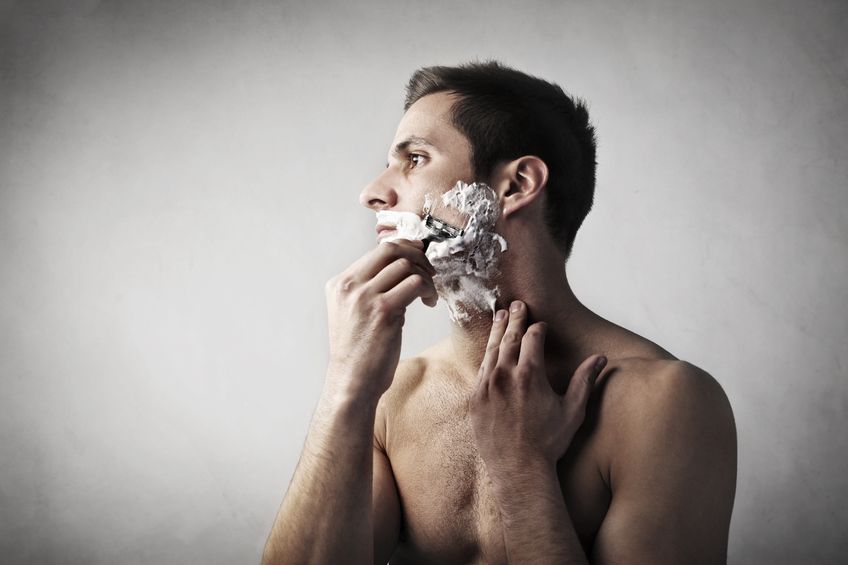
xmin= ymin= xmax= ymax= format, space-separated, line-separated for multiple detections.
xmin=372 ymin=181 xmax=507 ymax=325
xmin=426 ymin=181 xmax=508 ymax=324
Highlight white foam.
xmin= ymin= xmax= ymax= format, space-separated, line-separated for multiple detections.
xmin=425 ymin=181 xmax=507 ymax=323
xmin=375 ymin=210 xmax=432 ymax=242
xmin=373 ymin=181 xmax=508 ymax=324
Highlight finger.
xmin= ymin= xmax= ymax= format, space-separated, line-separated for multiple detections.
xmin=368 ymin=256 xmax=434 ymax=294
xmin=479 ymin=309 xmax=509 ymax=380
xmin=381 ymin=239 xmax=434 ymax=275
xmin=517 ymin=321 xmax=547 ymax=384
xmin=420 ymin=290 xmax=438 ymax=308
xmin=498 ymin=300 xmax=528 ymax=368
xmin=350 ymin=240 xmax=436 ymax=283
xmin=380 ymin=272 xmax=438 ymax=311
xmin=384 ymin=237 xmax=425 ymax=250
xmin=562 ymin=354 xmax=607 ymax=430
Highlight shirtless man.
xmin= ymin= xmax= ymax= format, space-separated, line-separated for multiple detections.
xmin=262 ymin=62 xmax=737 ymax=564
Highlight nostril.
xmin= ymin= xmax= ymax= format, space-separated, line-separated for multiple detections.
xmin=360 ymin=197 xmax=387 ymax=211
xmin=360 ymin=174 xmax=398 ymax=209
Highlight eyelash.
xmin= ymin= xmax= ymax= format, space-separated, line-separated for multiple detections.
xmin=407 ymin=153 xmax=426 ymax=168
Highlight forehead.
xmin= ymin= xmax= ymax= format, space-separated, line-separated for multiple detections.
xmin=391 ymin=92 xmax=471 ymax=155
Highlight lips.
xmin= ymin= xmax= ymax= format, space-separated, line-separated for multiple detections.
xmin=376 ymin=224 xmax=397 ymax=240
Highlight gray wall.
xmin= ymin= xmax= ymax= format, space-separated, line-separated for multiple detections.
xmin=1 ymin=1 xmax=846 ymax=563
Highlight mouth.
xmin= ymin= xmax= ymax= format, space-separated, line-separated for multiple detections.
xmin=376 ymin=224 xmax=397 ymax=240
xmin=374 ymin=210 xmax=432 ymax=243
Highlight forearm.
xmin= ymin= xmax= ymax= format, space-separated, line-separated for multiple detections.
xmin=489 ymin=460 xmax=588 ymax=565
xmin=262 ymin=377 xmax=378 ymax=565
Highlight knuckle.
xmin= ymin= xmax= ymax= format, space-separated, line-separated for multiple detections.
xmin=526 ymin=327 xmax=544 ymax=340
xmin=371 ymin=298 xmax=400 ymax=323
xmin=503 ymin=330 xmax=522 ymax=345
xmin=326 ymin=275 xmax=354 ymax=296
xmin=488 ymin=366 xmax=502 ymax=381
xmin=396 ymin=257 xmax=413 ymax=271
xmin=523 ymin=358 xmax=541 ymax=372
xmin=339 ymin=276 xmax=356 ymax=293
xmin=491 ymin=366 xmax=510 ymax=383
xmin=350 ymin=287 xmax=368 ymax=306
xmin=372 ymin=295 xmax=391 ymax=314
xmin=516 ymin=365 xmax=534 ymax=381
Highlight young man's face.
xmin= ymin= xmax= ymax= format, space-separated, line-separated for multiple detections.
xmin=360 ymin=91 xmax=476 ymax=240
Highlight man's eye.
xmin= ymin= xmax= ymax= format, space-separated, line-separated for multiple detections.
xmin=408 ymin=154 xmax=426 ymax=167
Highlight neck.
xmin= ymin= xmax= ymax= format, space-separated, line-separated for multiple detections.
xmin=447 ymin=239 xmax=600 ymax=390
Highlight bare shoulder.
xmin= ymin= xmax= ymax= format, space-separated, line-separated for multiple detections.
xmin=589 ymin=359 xmax=737 ymax=561
xmin=381 ymin=339 xmax=454 ymax=403
xmin=380 ymin=355 xmax=430 ymax=407
xmin=598 ymin=357 xmax=734 ymax=431
xmin=595 ymin=356 xmax=737 ymax=491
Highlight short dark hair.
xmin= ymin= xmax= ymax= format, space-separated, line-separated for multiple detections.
xmin=404 ymin=61 xmax=597 ymax=259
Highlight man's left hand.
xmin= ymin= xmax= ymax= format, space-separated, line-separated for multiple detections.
xmin=469 ymin=300 xmax=607 ymax=482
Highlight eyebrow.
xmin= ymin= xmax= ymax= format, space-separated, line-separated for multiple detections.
xmin=390 ymin=136 xmax=436 ymax=158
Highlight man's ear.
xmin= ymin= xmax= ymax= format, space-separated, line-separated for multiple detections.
xmin=495 ymin=156 xmax=549 ymax=218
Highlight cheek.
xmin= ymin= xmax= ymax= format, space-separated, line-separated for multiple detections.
xmin=424 ymin=191 xmax=467 ymax=229
xmin=424 ymin=178 xmax=478 ymax=227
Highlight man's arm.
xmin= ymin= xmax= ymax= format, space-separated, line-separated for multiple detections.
xmin=262 ymin=385 xmax=402 ymax=565
xmin=487 ymin=457 xmax=589 ymax=564
xmin=592 ymin=362 xmax=737 ymax=564
xmin=262 ymin=240 xmax=436 ymax=564
xmin=373 ymin=408 xmax=402 ymax=565
xmin=470 ymin=302 xmax=604 ymax=564
xmin=262 ymin=383 xmax=379 ymax=564
xmin=470 ymin=302 xmax=736 ymax=564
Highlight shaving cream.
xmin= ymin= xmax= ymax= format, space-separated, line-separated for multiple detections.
xmin=373 ymin=209 xmax=431 ymax=242
xmin=376 ymin=181 xmax=508 ymax=324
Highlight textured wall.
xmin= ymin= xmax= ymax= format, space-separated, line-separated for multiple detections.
xmin=1 ymin=1 xmax=846 ymax=563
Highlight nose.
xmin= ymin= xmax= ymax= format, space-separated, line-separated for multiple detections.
xmin=359 ymin=167 xmax=398 ymax=211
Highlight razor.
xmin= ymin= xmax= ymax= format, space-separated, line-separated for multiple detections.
xmin=422 ymin=212 xmax=464 ymax=250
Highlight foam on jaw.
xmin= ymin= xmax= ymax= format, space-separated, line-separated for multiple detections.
xmin=375 ymin=181 xmax=508 ymax=324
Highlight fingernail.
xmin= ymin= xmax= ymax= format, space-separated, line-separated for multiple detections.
xmin=594 ymin=356 xmax=607 ymax=373
xmin=495 ymin=309 xmax=507 ymax=321
xmin=510 ymin=300 xmax=522 ymax=313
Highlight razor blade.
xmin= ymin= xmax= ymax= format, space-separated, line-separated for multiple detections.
xmin=422 ymin=213 xmax=464 ymax=250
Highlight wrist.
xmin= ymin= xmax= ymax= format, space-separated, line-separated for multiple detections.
xmin=485 ymin=450 xmax=555 ymax=477
xmin=321 ymin=369 xmax=383 ymax=412
xmin=486 ymin=455 xmax=558 ymax=497
xmin=327 ymin=355 xmax=394 ymax=393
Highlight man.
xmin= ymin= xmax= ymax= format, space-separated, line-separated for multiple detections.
xmin=263 ymin=61 xmax=736 ymax=564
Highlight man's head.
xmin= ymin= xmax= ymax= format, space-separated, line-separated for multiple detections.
xmin=361 ymin=89 xmax=475 ymax=239
xmin=404 ymin=61 xmax=597 ymax=260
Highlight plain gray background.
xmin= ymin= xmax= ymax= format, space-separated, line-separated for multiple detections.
xmin=2 ymin=0 xmax=846 ymax=563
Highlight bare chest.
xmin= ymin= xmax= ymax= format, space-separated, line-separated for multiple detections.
xmin=385 ymin=383 xmax=608 ymax=564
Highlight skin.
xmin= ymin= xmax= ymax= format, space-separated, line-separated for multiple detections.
xmin=263 ymin=91 xmax=737 ymax=564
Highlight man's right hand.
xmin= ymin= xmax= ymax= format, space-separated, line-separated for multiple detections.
xmin=324 ymin=239 xmax=437 ymax=402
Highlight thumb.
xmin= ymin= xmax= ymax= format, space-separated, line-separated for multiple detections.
xmin=562 ymin=354 xmax=606 ymax=431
